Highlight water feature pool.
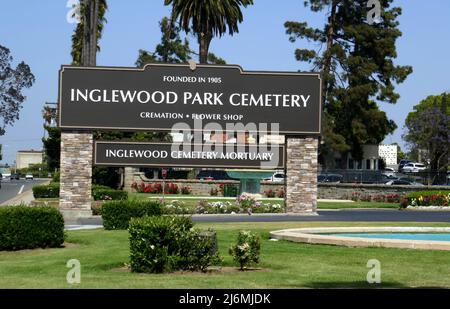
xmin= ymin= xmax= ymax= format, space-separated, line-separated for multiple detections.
xmin=270 ymin=227 xmax=450 ymax=250
xmin=327 ymin=233 xmax=450 ymax=242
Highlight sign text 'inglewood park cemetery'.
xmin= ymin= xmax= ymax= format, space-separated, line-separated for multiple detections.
xmin=58 ymin=63 xmax=321 ymax=168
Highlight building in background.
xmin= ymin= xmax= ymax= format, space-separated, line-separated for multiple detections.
xmin=346 ymin=145 xmax=382 ymax=171
xmin=16 ymin=150 xmax=43 ymax=169
xmin=378 ymin=144 xmax=398 ymax=166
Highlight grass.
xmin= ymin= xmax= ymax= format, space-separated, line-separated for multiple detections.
xmin=1 ymin=221 xmax=449 ymax=288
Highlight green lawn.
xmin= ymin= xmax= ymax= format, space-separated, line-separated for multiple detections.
xmin=1 ymin=221 xmax=449 ymax=288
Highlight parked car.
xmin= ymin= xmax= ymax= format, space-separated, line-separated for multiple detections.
xmin=318 ymin=173 xmax=343 ymax=184
xmin=25 ymin=173 xmax=34 ymax=180
xmin=10 ymin=173 xmax=20 ymax=180
xmin=386 ymin=179 xmax=424 ymax=186
xmin=398 ymin=159 xmax=412 ymax=172
xmin=381 ymin=167 xmax=396 ymax=177
xmin=401 ymin=162 xmax=426 ymax=173
xmin=263 ymin=172 xmax=286 ymax=182
xmin=196 ymin=170 xmax=235 ymax=180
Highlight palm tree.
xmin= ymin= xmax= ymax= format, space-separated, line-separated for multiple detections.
xmin=164 ymin=0 xmax=253 ymax=64
xmin=71 ymin=0 xmax=108 ymax=65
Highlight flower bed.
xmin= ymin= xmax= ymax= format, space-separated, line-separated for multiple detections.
xmin=161 ymin=194 xmax=284 ymax=215
xmin=400 ymin=190 xmax=450 ymax=208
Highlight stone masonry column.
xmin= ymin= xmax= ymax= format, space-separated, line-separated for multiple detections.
xmin=124 ymin=167 xmax=140 ymax=192
xmin=285 ymin=137 xmax=319 ymax=214
xmin=60 ymin=132 xmax=93 ymax=219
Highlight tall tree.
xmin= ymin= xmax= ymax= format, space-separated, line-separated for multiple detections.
xmin=403 ymin=93 xmax=449 ymax=171
xmin=71 ymin=0 xmax=108 ymax=65
xmin=164 ymin=0 xmax=253 ymax=63
xmin=136 ymin=17 xmax=192 ymax=67
xmin=285 ymin=0 xmax=412 ymax=168
xmin=0 ymin=45 xmax=35 ymax=136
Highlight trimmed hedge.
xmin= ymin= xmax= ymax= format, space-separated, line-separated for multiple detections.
xmin=102 ymin=200 xmax=162 ymax=230
xmin=129 ymin=216 xmax=219 ymax=273
xmin=92 ymin=189 xmax=128 ymax=201
xmin=0 ymin=206 xmax=65 ymax=251
xmin=32 ymin=183 xmax=60 ymax=198
xmin=32 ymin=183 xmax=127 ymax=201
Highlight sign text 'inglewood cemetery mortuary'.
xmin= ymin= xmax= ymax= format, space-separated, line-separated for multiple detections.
xmin=94 ymin=141 xmax=285 ymax=169
xmin=58 ymin=64 xmax=322 ymax=135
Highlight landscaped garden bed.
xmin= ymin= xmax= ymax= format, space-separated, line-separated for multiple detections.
xmin=400 ymin=190 xmax=450 ymax=209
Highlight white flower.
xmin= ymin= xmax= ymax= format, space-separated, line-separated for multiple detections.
xmin=150 ymin=245 xmax=155 ymax=250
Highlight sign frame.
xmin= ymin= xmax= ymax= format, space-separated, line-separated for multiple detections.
xmin=93 ymin=140 xmax=286 ymax=169
xmin=58 ymin=63 xmax=322 ymax=135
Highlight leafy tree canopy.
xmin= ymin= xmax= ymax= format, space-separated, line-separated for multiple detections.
xmin=0 ymin=45 xmax=35 ymax=136
xmin=285 ymin=0 xmax=412 ymax=166
xmin=403 ymin=93 xmax=449 ymax=171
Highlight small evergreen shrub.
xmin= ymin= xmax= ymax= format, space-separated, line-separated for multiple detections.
xmin=92 ymin=189 xmax=128 ymax=201
xmin=0 ymin=206 xmax=65 ymax=251
xmin=102 ymin=200 xmax=162 ymax=230
xmin=264 ymin=189 xmax=276 ymax=198
xmin=180 ymin=186 xmax=192 ymax=195
xmin=32 ymin=183 xmax=60 ymax=198
xmin=129 ymin=216 xmax=219 ymax=273
xmin=229 ymin=230 xmax=261 ymax=270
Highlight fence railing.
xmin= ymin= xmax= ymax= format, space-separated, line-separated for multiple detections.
xmin=319 ymin=169 xmax=449 ymax=186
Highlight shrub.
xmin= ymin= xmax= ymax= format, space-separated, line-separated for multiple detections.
xmin=165 ymin=183 xmax=179 ymax=194
xmin=92 ymin=189 xmax=128 ymax=201
xmin=223 ymin=184 xmax=238 ymax=197
xmin=52 ymin=171 xmax=60 ymax=182
xmin=32 ymin=183 xmax=60 ymax=198
xmin=237 ymin=193 xmax=258 ymax=210
xmin=229 ymin=230 xmax=261 ymax=270
xmin=264 ymin=189 xmax=276 ymax=198
xmin=177 ymin=229 xmax=221 ymax=272
xmin=276 ymin=188 xmax=285 ymax=198
xmin=210 ymin=187 xmax=219 ymax=196
xmin=129 ymin=216 xmax=219 ymax=273
xmin=163 ymin=200 xmax=194 ymax=215
xmin=180 ymin=186 xmax=192 ymax=195
xmin=0 ymin=206 xmax=65 ymax=250
xmin=102 ymin=200 xmax=162 ymax=230
xmin=403 ymin=190 xmax=450 ymax=207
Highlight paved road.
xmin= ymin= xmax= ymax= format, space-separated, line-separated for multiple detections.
xmin=76 ymin=209 xmax=450 ymax=225
xmin=191 ymin=209 xmax=450 ymax=223
xmin=0 ymin=179 xmax=47 ymax=204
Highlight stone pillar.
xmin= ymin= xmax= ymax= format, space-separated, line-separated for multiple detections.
xmin=60 ymin=132 xmax=93 ymax=219
xmin=124 ymin=167 xmax=140 ymax=192
xmin=285 ymin=137 xmax=318 ymax=214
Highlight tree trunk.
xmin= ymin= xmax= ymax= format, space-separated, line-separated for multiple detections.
xmin=81 ymin=0 xmax=97 ymax=67
xmin=322 ymin=0 xmax=338 ymax=105
xmin=198 ymin=32 xmax=211 ymax=64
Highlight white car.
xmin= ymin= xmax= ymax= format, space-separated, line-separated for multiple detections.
xmin=401 ymin=162 xmax=426 ymax=173
xmin=25 ymin=173 xmax=34 ymax=180
xmin=264 ymin=172 xmax=286 ymax=182
xmin=381 ymin=167 xmax=396 ymax=177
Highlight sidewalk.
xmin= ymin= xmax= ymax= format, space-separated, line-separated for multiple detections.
xmin=0 ymin=189 xmax=35 ymax=206
xmin=0 ymin=180 xmax=50 ymax=206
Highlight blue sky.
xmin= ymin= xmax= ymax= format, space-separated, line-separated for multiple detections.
xmin=0 ymin=0 xmax=449 ymax=165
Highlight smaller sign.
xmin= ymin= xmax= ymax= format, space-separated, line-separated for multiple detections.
xmin=94 ymin=141 xmax=285 ymax=169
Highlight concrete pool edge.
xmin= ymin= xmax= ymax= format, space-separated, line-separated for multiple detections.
xmin=269 ymin=227 xmax=450 ymax=251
